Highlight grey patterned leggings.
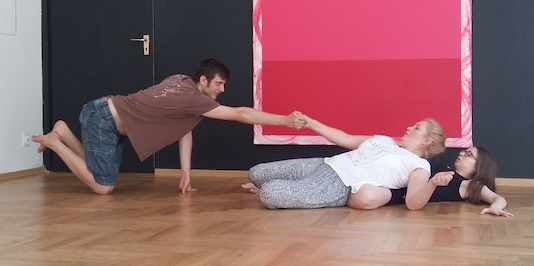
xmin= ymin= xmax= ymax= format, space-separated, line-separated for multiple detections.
xmin=248 ymin=158 xmax=351 ymax=209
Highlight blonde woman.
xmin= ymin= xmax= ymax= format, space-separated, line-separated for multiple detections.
xmin=243 ymin=116 xmax=447 ymax=210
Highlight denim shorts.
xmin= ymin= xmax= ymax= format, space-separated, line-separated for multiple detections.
xmin=79 ymin=97 xmax=124 ymax=186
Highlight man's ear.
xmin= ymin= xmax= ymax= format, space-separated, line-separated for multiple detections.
xmin=199 ymin=75 xmax=208 ymax=86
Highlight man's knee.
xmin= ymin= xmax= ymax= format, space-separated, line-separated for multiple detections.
xmin=92 ymin=185 xmax=114 ymax=195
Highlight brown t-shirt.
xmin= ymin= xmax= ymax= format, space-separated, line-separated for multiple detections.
xmin=112 ymin=74 xmax=220 ymax=161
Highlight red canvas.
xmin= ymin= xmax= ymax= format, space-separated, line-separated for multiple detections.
xmin=253 ymin=0 xmax=472 ymax=147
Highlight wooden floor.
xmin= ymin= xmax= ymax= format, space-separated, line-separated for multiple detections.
xmin=0 ymin=173 xmax=533 ymax=266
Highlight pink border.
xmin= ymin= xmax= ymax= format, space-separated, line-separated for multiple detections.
xmin=252 ymin=0 xmax=472 ymax=147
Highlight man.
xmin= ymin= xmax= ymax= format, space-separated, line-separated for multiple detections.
xmin=32 ymin=58 xmax=305 ymax=195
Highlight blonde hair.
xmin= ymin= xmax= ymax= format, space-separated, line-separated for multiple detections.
xmin=423 ymin=118 xmax=446 ymax=158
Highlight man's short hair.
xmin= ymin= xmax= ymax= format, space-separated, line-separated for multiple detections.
xmin=192 ymin=58 xmax=231 ymax=83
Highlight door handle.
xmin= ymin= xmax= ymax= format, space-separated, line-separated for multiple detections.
xmin=130 ymin=34 xmax=150 ymax=55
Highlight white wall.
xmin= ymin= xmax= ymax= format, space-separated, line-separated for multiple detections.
xmin=0 ymin=0 xmax=43 ymax=174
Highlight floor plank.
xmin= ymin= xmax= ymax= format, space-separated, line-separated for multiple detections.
xmin=0 ymin=172 xmax=532 ymax=266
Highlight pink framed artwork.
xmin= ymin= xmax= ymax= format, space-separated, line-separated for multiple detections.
xmin=253 ymin=0 xmax=472 ymax=147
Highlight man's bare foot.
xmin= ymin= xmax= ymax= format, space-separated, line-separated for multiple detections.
xmin=32 ymin=135 xmax=48 ymax=153
xmin=36 ymin=144 xmax=47 ymax=153
xmin=32 ymin=132 xmax=60 ymax=153
xmin=241 ymin=182 xmax=259 ymax=194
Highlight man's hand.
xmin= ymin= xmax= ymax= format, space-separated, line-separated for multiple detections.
xmin=430 ymin=171 xmax=454 ymax=186
xmin=179 ymin=174 xmax=197 ymax=193
xmin=285 ymin=111 xmax=305 ymax=129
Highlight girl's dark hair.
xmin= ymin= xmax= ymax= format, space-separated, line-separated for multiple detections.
xmin=192 ymin=58 xmax=230 ymax=83
xmin=465 ymin=146 xmax=497 ymax=205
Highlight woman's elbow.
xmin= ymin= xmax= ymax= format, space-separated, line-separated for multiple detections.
xmin=347 ymin=194 xmax=377 ymax=210
xmin=406 ymin=205 xmax=423 ymax=211
xmin=405 ymin=200 xmax=424 ymax=211
xmin=496 ymin=196 xmax=507 ymax=206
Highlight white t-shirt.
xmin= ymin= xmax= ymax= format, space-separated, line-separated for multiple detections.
xmin=324 ymin=135 xmax=430 ymax=193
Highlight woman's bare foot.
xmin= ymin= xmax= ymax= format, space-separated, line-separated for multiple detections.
xmin=32 ymin=131 xmax=60 ymax=153
xmin=241 ymin=182 xmax=259 ymax=194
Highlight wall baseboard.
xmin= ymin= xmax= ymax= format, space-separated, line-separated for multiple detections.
xmin=155 ymin=169 xmax=534 ymax=187
xmin=155 ymin=169 xmax=248 ymax=178
xmin=496 ymin=177 xmax=534 ymax=187
xmin=0 ymin=167 xmax=47 ymax=182
xmin=3 ymin=168 xmax=533 ymax=188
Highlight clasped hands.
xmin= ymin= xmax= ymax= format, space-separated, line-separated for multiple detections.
xmin=286 ymin=111 xmax=311 ymax=130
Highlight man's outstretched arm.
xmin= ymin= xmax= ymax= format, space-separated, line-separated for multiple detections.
xmin=202 ymin=105 xmax=305 ymax=129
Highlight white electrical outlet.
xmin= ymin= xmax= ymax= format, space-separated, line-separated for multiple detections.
xmin=22 ymin=133 xmax=30 ymax=147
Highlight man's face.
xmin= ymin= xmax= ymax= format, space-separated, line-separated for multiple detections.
xmin=200 ymin=74 xmax=226 ymax=99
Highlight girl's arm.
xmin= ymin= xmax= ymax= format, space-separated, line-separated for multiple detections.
xmin=405 ymin=170 xmax=455 ymax=210
xmin=303 ymin=115 xmax=372 ymax=150
xmin=479 ymin=186 xmax=514 ymax=217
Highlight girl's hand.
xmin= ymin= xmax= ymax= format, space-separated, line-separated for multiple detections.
xmin=480 ymin=207 xmax=514 ymax=217
xmin=430 ymin=171 xmax=454 ymax=186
